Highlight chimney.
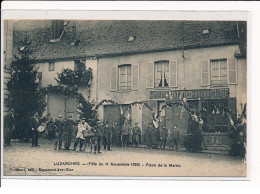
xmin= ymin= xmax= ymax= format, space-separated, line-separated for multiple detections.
xmin=51 ymin=20 xmax=64 ymax=39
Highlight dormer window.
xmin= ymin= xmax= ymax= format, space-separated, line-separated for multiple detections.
xmin=202 ymin=29 xmax=210 ymax=35
xmin=127 ymin=36 xmax=136 ymax=42
xmin=19 ymin=46 xmax=25 ymax=51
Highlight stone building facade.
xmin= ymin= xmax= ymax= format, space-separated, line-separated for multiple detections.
xmin=7 ymin=20 xmax=247 ymax=151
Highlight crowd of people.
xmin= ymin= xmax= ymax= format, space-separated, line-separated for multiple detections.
xmin=4 ymin=111 xmax=183 ymax=153
xmin=44 ymin=114 xmax=182 ymax=153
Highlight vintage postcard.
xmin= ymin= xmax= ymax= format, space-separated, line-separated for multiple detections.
xmin=1 ymin=10 xmax=248 ymax=179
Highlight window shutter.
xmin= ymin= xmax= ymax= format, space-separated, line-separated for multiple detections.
xmin=228 ymin=58 xmax=237 ymax=84
xmin=110 ymin=65 xmax=117 ymax=91
xmin=146 ymin=62 xmax=154 ymax=88
xmin=228 ymin=98 xmax=237 ymax=119
xmin=201 ymin=60 xmax=209 ymax=86
xmin=131 ymin=63 xmax=139 ymax=90
xmin=169 ymin=60 xmax=177 ymax=87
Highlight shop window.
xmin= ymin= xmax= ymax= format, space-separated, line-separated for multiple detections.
xmin=201 ymin=99 xmax=229 ymax=133
xmin=118 ymin=64 xmax=131 ymax=91
xmin=154 ymin=61 xmax=169 ymax=88
xmin=210 ymin=59 xmax=227 ymax=85
xmin=48 ymin=62 xmax=55 ymax=71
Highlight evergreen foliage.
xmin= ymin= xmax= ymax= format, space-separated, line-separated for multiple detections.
xmin=6 ymin=38 xmax=46 ymax=139
xmin=55 ymin=68 xmax=93 ymax=87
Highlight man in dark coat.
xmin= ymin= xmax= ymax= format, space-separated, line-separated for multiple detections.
xmin=113 ymin=121 xmax=121 ymax=146
xmin=46 ymin=118 xmax=56 ymax=140
xmin=121 ymin=122 xmax=129 ymax=147
xmin=4 ymin=113 xmax=14 ymax=146
xmin=30 ymin=112 xmax=40 ymax=147
xmin=93 ymin=121 xmax=103 ymax=154
xmin=133 ymin=123 xmax=141 ymax=148
xmin=54 ymin=115 xmax=64 ymax=150
xmin=146 ymin=123 xmax=153 ymax=149
xmin=103 ymin=121 xmax=112 ymax=151
xmin=159 ymin=126 xmax=168 ymax=150
xmin=172 ymin=125 xmax=180 ymax=151
xmin=63 ymin=115 xmax=76 ymax=150
xmin=112 ymin=121 xmax=119 ymax=146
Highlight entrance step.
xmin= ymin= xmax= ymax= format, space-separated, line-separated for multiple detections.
xmin=202 ymin=145 xmax=230 ymax=155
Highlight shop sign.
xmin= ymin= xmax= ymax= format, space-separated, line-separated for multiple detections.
xmin=150 ymin=88 xmax=229 ymax=100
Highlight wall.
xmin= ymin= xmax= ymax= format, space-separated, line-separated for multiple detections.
xmin=37 ymin=60 xmax=74 ymax=87
xmin=97 ymin=44 xmax=246 ymax=124
xmin=98 ymin=45 xmax=242 ymax=102
xmin=37 ymin=58 xmax=97 ymax=119
xmin=236 ymin=58 xmax=247 ymax=115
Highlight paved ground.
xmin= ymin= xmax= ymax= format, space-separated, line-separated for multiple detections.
xmin=3 ymin=139 xmax=246 ymax=177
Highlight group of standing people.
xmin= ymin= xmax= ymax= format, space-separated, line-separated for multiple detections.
xmin=5 ymin=111 xmax=179 ymax=152
xmin=144 ymin=123 xmax=180 ymax=151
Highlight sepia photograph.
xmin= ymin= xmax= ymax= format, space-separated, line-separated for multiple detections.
xmin=2 ymin=17 xmax=247 ymax=177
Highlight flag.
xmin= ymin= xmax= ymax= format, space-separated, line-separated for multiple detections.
xmin=153 ymin=120 xmax=159 ymax=129
xmin=120 ymin=107 xmax=124 ymax=115
xmin=228 ymin=114 xmax=235 ymax=128
xmin=125 ymin=110 xmax=131 ymax=121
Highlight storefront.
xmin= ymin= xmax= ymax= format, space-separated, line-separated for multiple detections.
xmin=149 ymin=88 xmax=236 ymax=151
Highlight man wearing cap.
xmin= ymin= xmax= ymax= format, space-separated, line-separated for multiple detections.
xmin=54 ymin=115 xmax=64 ymax=150
xmin=30 ymin=112 xmax=40 ymax=147
xmin=133 ymin=123 xmax=141 ymax=148
xmin=64 ymin=115 xmax=77 ymax=150
xmin=172 ymin=125 xmax=180 ymax=151
xmin=121 ymin=121 xmax=129 ymax=147
xmin=159 ymin=126 xmax=168 ymax=150
xmin=103 ymin=121 xmax=112 ymax=151
xmin=4 ymin=112 xmax=14 ymax=146
xmin=93 ymin=121 xmax=103 ymax=154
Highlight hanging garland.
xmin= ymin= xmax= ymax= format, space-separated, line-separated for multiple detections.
xmin=95 ymin=99 xmax=154 ymax=113
xmin=40 ymin=84 xmax=78 ymax=97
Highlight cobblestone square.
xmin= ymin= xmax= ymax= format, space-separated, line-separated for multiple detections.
xmin=3 ymin=139 xmax=246 ymax=177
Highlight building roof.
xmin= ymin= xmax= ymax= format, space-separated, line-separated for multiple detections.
xmin=12 ymin=20 xmax=246 ymax=61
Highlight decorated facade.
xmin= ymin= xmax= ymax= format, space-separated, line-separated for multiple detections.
xmin=9 ymin=20 xmax=247 ymax=152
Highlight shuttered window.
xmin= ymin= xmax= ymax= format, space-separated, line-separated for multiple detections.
xmin=118 ymin=64 xmax=131 ymax=91
xmin=210 ymin=59 xmax=228 ymax=85
xmin=201 ymin=60 xmax=209 ymax=86
xmin=110 ymin=65 xmax=117 ymax=91
xmin=228 ymin=58 xmax=237 ymax=84
xmin=169 ymin=60 xmax=177 ymax=87
xmin=74 ymin=60 xmax=86 ymax=71
xmin=146 ymin=62 xmax=154 ymax=88
xmin=48 ymin=62 xmax=55 ymax=71
xmin=131 ymin=63 xmax=139 ymax=90
xmin=154 ymin=61 xmax=169 ymax=88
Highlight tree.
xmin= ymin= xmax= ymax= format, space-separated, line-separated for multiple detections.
xmin=77 ymin=94 xmax=99 ymax=127
xmin=6 ymin=37 xmax=46 ymax=139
